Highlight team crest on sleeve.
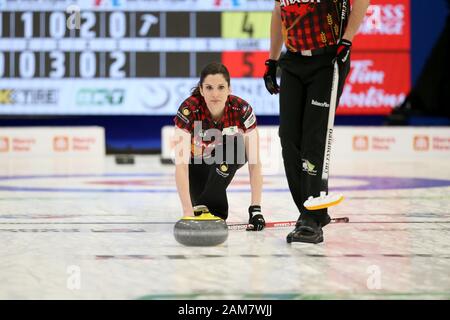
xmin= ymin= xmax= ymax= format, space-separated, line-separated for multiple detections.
xmin=176 ymin=107 xmax=191 ymax=124
xmin=182 ymin=107 xmax=191 ymax=116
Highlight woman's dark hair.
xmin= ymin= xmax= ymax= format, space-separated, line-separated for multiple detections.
xmin=191 ymin=62 xmax=231 ymax=96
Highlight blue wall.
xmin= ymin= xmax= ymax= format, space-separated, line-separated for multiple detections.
xmin=411 ymin=0 xmax=448 ymax=85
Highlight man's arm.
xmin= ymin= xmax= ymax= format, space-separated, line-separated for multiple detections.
xmin=269 ymin=1 xmax=283 ymax=60
xmin=343 ymin=0 xmax=371 ymax=42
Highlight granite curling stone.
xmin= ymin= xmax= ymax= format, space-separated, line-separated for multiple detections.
xmin=174 ymin=212 xmax=228 ymax=246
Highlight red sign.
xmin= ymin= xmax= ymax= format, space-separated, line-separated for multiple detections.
xmin=221 ymin=0 xmax=411 ymax=115
xmin=222 ymin=52 xmax=267 ymax=78
xmin=353 ymin=0 xmax=411 ymax=51
xmin=337 ymin=52 xmax=410 ymax=115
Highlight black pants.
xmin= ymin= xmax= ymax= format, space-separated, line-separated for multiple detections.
xmin=189 ymin=135 xmax=246 ymax=220
xmin=278 ymin=49 xmax=350 ymax=222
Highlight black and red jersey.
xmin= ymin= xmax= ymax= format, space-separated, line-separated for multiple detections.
xmin=276 ymin=0 xmax=349 ymax=52
xmin=174 ymin=94 xmax=257 ymax=158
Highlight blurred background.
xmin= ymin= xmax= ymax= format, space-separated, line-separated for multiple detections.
xmin=0 ymin=0 xmax=449 ymax=154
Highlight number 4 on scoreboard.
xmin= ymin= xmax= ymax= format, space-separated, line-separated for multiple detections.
xmin=242 ymin=13 xmax=254 ymax=38
xmin=221 ymin=12 xmax=271 ymax=39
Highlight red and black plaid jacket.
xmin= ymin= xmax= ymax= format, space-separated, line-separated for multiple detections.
xmin=276 ymin=0 xmax=349 ymax=52
xmin=174 ymin=94 xmax=257 ymax=158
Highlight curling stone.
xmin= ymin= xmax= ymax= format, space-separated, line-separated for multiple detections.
xmin=174 ymin=212 xmax=228 ymax=247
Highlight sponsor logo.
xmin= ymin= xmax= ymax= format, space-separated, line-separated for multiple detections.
xmin=222 ymin=126 xmax=239 ymax=136
xmin=413 ymin=135 xmax=429 ymax=151
xmin=0 ymin=137 xmax=9 ymax=152
xmin=312 ymin=99 xmax=330 ymax=108
xmin=353 ymin=135 xmax=397 ymax=152
xmin=349 ymin=60 xmax=385 ymax=84
xmin=340 ymin=60 xmax=407 ymax=109
xmin=140 ymin=85 xmax=171 ymax=110
xmin=244 ymin=111 xmax=256 ymax=128
xmin=54 ymin=136 xmax=69 ymax=152
xmin=431 ymin=136 xmax=450 ymax=151
xmin=0 ymin=89 xmax=58 ymax=105
xmin=371 ymin=136 xmax=395 ymax=151
xmin=0 ymin=90 xmax=12 ymax=104
xmin=76 ymin=88 xmax=125 ymax=106
xmin=10 ymin=138 xmax=36 ymax=152
xmin=360 ymin=4 xmax=406 ymax=36
xmin=72 ymin=137 xmax=97 ymax=151
xmin=302 ymin=159 xmax=317 ymax=176
xmin=353 ymin=136 xmax=369 ymax=151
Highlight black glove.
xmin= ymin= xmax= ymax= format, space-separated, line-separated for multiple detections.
xmin=246 ymin=205 xmax=266 ymax=231
xmin=335 ymin=39 xmax=352 ymax=67
xmin=263 ymin=59 xmax=280 ymax=95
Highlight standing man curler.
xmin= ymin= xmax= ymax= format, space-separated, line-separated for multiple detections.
xmin=263 ymin=0 xmax=370 ymax=244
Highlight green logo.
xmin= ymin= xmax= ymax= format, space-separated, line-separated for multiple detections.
xmin=76 ymin=88 xmax=125 ymax=106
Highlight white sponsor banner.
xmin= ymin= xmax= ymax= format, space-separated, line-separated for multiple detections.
xmin=0 ymin=127 xmax=105 ymax=157
xmin=162 ymin=126 xmax=450 ymax=168
xmin=334 ymin=127 xmax=450 ymax=159
xmin=0 ymin=78 xmax=279 ymax=115
xmin=1 ymin=0 xmax=274 ymax=11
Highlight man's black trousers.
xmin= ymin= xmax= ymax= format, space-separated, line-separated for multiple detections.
xmin=278 ymin=49 xmax=350 ymax=223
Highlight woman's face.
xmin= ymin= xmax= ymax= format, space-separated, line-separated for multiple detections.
xmin=200 ymin=74 xmax=231 ymax=117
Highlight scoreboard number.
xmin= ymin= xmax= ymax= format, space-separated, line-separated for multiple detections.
xmin=19 ymin=51 xmax=35 ymax=78
xmin=79 ymin=51 xmax=96 ymax=78
xmin=242 ymin=13 xmax=254 ymax=38
xmin=110 ymin=51 xmax=126 ymax=78
xmin=49 ymin=51 xmax=65 ymax=78
xmin=49 ymin=12 xmax=66 ymax=38
xmin=21 ymin=12 xmax=33 ymax=38
xmin=109 ymin=12 xmax=126 ymax=38
xmin=222 ymin=12 xmax=271 ymax=39
xmin=81 ymin=12 xmax=96 ymax=38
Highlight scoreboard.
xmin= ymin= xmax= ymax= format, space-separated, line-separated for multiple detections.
xmin=0 ymin=0 xmax=410 ymax=115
